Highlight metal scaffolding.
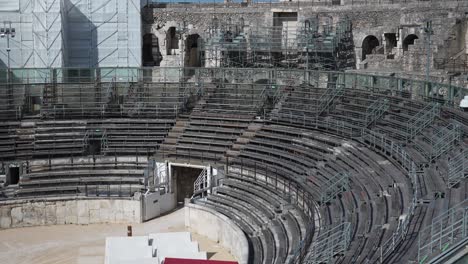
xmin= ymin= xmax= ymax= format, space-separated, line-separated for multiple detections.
xmin=448 ymin=149 xmax=468 ymax=188
xmin=305 ymin=222 xmax=352 ymax=264
xmin=1 ymin=67 xmax=467 ymax=121
xmin=316 ymin=75 xmax=345 ymax=117
xmin=405 ymin=103 xmax=440 ymax=142
xmin=365 ymin=98 xmax=389 ymax=127
xmin=320 ymin=172 xmax=350 ymax=205
xmin=297 ymin=16 xmax=354 ymax=70
xmin=200 ymin=16 xmax=354 ymax=70
xmin=417 ymin=122 xmax=462 ymax=163
xmin=417 ymin=199 xmax=468 ymax=263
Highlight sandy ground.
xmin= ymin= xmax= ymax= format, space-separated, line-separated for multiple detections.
xmin=0 ymin=208 xmax=235 ymax=264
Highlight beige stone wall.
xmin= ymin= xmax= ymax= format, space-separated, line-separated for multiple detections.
xmin=185 ymin=203 xmax=249 ymax=264
xmin=0 ymin=198 xmax=142 ymax=229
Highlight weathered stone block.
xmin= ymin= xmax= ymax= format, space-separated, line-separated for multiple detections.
xmin=0 ymin=216 xmax=11 ymax=228
xmin=100 ymin=208 xmax=111 ymax=222
xmin=56 ymin=203 xmax=67 ymax=225
xmin=11 ymin=207 xmax=23 ymax=226
xmin=77 ymin=201 xmax=89 ymax=218
xmin=45 ymin=204 xmax=57 ymax=225
xmin=89 ymin=209 xmax=100 ymax=224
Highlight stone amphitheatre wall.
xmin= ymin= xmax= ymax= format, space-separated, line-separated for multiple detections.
xmin=144 ymin=2 xmax=468 ymax=84
xmin=185 ymin=203 xmax=249 ymax=264
xmin=0 ymin=198 xmax=142 ymax=229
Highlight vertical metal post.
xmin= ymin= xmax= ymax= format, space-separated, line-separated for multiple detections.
xmin=424 ymin=20 xmax=433 ymax=82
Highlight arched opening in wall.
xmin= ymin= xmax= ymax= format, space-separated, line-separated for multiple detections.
xmin=185 ymin=34 xmax=201 ymax=67
xmin=166 ymin=27 xmax=179 ymax=55
xmin=143 ymin=34 xmax=162 ymax=66
xmin=403 ymin=34 xmax=419 ymax=52
xmin=384 ymin=33 xmax=397 ymax=59
xmin=362 ymin=35 xmax=380 ymax=61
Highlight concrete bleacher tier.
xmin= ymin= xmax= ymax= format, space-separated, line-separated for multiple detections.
xmin=41 ymin=82 xmax=187 ymax=119
xmin=0 ymin=118 xmax=175 ymax=161
xmin=225 ymin=124 xmax=412 ymax=263
xmin=0 ymin=76 xmax=466 ymax=264
xmin=17 ymin=156 xmax=147 ymax=197
xmin=193 ymin=172 xmax=311 ymax=264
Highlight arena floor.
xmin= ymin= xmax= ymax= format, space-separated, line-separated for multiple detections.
xmin=0 ymin=208 xmax=235 ymax=264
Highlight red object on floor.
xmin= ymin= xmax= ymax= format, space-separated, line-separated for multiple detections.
xmin=164 ymin=258 xmax=238 ymax=264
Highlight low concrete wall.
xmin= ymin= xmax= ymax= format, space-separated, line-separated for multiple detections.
xmin=143 ymin=191 xmax=177 ymax=221
xmin=0 ymin=198 xmax=142 ymax=229
xmin=185 ymin=203 xmax=249 ymax=264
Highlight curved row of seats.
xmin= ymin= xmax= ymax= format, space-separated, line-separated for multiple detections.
xmin=41 ymin=82 xmax=187 ymax=119
xmin=193 ymin=171 xmax=312 ymax=264
xmin=12 ymin=156 xmax=147 ymax=198
xmin=267 ymin=85 xmax=467 ymax=262
xmin=225 ymin=124 xmax=411 ymax=263
xmin=0 ymin=118 xmax=175 ymax=161
xmin=0 ymin=79 xmax=466 ymax=263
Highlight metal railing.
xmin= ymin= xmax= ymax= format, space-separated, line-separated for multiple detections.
xmin=320 ymin=172 xmax=350 ymax=205
xmin=365 ymin=98 xmax=389 ymax=127
xmin=193 ymin=167 xmax=209 ymax=196
xmin=448 ymin=149 xmax=468 ymax=188
xmin=406 ymin=103 xmax=440 ymax=142
xmin=1 ymin=68 xmax=467 ymax=117
xmin=418 ymin=122 xmax=462 ymax=163
xmin=100 ymin=129 xmax=108 ymax=154
xmin=305 ymin=222 xmax=352 ymax=264
xmin=417 ymin=199 xmax=468 ymax=263
xmin=359 ymin=129 xmax=422 ymax=262
xmin=316 ymin=75 xmax=345 ymax=116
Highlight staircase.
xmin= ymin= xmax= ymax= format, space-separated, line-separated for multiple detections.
xmin=157 ymin=117 xmax=189 ymax=155
xmin=269 ymin=86 xmax=294 ymax=118
xmin=226 ymin=121 xmax=264 ymax=158
xmin=15 ymin=121 xmax=35 ymax=158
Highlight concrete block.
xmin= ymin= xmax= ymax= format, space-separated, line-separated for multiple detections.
xmin=100 ymin=208 xmax=111 ymax=223
xmin=112 ymin=200 xmax=124 ymax=212
xmin=114 ymin=211 xmax=124 ymax=223
xmin=56 ymin=203 xmax=67 ymax=225
xmin=100 ymin=200 xmax=111 ymax=209
xmin=123 ymin=210 xmax=135 ymax=223
xmin=88 ymin=200 xmax=100 ymax=210
xmin=77 ymin=201 xmax=89 ymax=218
xmin=89 ymin=209 xmax=101 ymax=224
xmin=0 ymin=206 xmax=11 ymax=218
xmin=65 ymin=201 xmax=78 ymax=224
xmin=11 ymin=207 xmax=23 ymax=226
xmin=45 ymin=204 xmax=57 ymax=225
xmin=0 ymin=216 xmax=11 ymax=228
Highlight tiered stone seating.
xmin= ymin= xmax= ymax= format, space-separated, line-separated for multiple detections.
xmin=224 ymin=124 xmax=411 ymax=263
xmin=159 ymin=115 xmax=252 ymax=162
xmin=0 ymin=120 xmax=88 ymax=160
xmin=193 ymin=83 xmax=266 ymax=118
xmin=0 ymin=84 xmax=25 ymax=121
xmin=270 ymin=85 xmax=323 ymax=126
xmin=0 ymin=121 xmax=21 ymax=160
xmin=93 ymin=118 xmax=175 ymax=155
xmin=122 ymin=82 xmax=187 ymax=118
xmin=41 ymin=83 xmax=106 ymax=118
xmin=16 ymin=156 xmax=147 ymax=198
xmin=193 ymin=172 xmax=311 ymax=264
xmin=41 ymin=82 xmax=188 ymax=119
xmin=31 ymin=120 xmax=88 ymax=158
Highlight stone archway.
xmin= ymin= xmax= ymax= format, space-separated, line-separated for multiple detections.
xmin=362 ymin=35 xmax=380 ymax=61
xmin=185 ymin=34 xmax=201 ymax=67
xmin=403 ymin=34 xmax=419 ymax=52
xmin=142 ymin=33 xmax=162 ymax=66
